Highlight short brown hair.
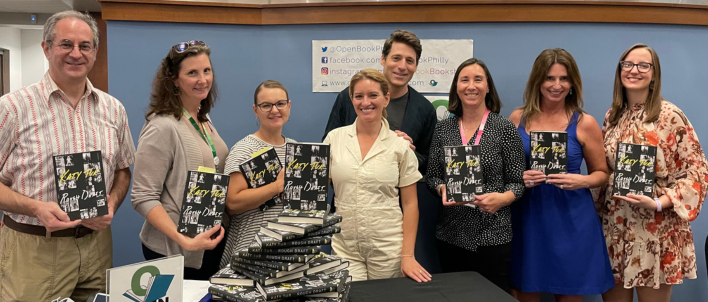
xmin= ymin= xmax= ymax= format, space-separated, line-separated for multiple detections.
xmin=608 ymin=43 xmax=662 ymax=126
xmin=520 ymin=48 xmax=585 ymax=123
xmin=146 ymin=43 xmax=218 ymax=122
xmin=254 ymin=80 xmax=289 ymax=105
xmin=448 ymin=58 xmax=502 ymax=116
xmin=382 ymin=30 xmax=422 ymax=65
xmin=349 ymin=69 xmax=389 ymax=119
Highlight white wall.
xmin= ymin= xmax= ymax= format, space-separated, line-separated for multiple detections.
xmin=0 ymin=27 xmax=22 ymax=92
xmin=21 ymin=29 xmax=47 ymax=86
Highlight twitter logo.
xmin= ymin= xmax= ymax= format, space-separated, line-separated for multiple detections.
xmin=430 ymin=80 xmax=438 ymax=86
xmin=321 ymin=47 xmax=328 ymax=52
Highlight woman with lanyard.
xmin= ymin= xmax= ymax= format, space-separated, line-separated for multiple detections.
xmin=132 ymin=40 xmax=228 ymax=280
xmin=426 ymin=58 xmax=525 ymax=292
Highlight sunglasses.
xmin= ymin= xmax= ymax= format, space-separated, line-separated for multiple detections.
xmin=172 ymin=40 xmax=207 ymax=53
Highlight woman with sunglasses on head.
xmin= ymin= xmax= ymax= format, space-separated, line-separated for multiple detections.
xmin=426 ymin=58 xmax=525 ymax=293
xmin=324 ymin=69 xmax=430 ymax=283
xmin=132 ymin=40 xmax=228 ymax=280
xmin=597 ymin=44 xmax=708 ymax=302
xmin=218 ymin=80 xmax=296 ymax=269
xmin=508 ymin=48 xmax=614 ymax=302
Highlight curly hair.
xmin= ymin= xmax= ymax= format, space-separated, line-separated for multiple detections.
xmin=146 ymin=44 xmax=218 ymax=122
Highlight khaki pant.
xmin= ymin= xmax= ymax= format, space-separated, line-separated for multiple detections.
xmin=0 ymin=225 xmax=113 ymax=302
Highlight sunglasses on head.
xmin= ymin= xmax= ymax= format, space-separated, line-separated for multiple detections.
xmin=172 ymin=40 xmax=207 ymax=53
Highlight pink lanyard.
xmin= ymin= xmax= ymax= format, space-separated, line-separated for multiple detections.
xmin=460 ymin=109 xmax=490 ymax=145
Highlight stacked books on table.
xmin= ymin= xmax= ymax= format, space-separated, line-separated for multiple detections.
xmin=208 ymin=213 xmax=352 ymax=302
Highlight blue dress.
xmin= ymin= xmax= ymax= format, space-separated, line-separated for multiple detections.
xmin=510 ymin=112 xmax=614 ymax=295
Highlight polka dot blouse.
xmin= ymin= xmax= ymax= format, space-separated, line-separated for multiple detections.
xmin=426 ymin=113 xmax=526 ymax=251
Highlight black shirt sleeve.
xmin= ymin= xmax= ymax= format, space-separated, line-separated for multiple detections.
xmin=322 ymin=89 xmax=350 ymax=142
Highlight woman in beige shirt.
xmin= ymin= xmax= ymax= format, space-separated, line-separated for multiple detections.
xmin=323 ymin=69 xmax=431 ymax=282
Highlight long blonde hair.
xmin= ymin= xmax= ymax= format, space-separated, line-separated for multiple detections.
xmin=349 ymin=69 xmax=389 ymax=118
xmin=520 ymin=48 xmax=584 ymax=123
xmin=608 ymin=43 xmax=662 ymax=126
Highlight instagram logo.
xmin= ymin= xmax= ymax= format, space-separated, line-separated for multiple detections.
xmin=321 ymin=67 xmax=329 ymax=75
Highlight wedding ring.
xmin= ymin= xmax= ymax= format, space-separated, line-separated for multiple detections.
xmin=419 ymin=270 xmax=423 ymax=273
xmin=529 ymin=181 xmax=534 ymax=186
xmin=560 ymin=184 xmax=564 ymax=189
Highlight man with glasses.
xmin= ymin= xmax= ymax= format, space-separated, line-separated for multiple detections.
xmin=0 ymin=11 xmax=135 ymax=301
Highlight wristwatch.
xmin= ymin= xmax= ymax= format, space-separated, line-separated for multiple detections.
xmin=654 ymin=197 xmax=662 ymax=212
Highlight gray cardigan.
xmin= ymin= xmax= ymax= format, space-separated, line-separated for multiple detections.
xmin=131 ymin=114 xmax=206 ymax=269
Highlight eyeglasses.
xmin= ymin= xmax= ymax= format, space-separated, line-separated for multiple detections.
xmin=172 ymin=40 xmax=207 ymax=53
xmin=256 ymin=100 xmax=289 ymax=112
xmin=53 ymin=40 xmax=95 ymax=55
xmin=619 ymin=61 xmax=654 ymax=73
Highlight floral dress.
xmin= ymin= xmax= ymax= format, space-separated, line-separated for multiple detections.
xmin=598 ymin=100 xmax=708 ymax=288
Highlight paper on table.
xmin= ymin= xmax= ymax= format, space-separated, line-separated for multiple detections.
xmin=183 ymin=280 xmax=211 ymax=302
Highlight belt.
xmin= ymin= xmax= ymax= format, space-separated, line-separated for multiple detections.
xmin=2 ymin=215 xmax=94 ymax=238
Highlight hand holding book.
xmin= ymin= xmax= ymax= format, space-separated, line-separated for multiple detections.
xmin=30 ymin=201 xmax=82 ymax=232
xmin=523 ymin=170 xmax=546 ymax=188
xmin=470 ymin=191 xmax=515 ymax=215
xmin=80 ymin=194 xmax=113 ymax=231
xmin=436 ymin=184 xmax=473 ymax=207
xmin=177 ymin=224 xmax=225 ymax=251
xmin=612 ymin=194 xmax=665 ymax=211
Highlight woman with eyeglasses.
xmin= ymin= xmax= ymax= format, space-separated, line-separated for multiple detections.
xmin=508 ymin=48 xmax=613 ymax=302
xmin=218 ymin=80 xmax=296 ymax=269
xmin=426 ymin=58 xmax=525 ymax=293
xmin=131 ymin=40 xmax=228 ymax=280
xmin=597 ymin=44 xmax=708 ymax=302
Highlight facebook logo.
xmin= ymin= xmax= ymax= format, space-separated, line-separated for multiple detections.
xmin=321 ymin=57 xmax=328 ymax=64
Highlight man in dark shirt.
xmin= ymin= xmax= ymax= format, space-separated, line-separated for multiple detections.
xmin=322 ymin=30 xmax=437 ymax=175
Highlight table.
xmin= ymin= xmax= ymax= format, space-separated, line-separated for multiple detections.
xmin=348 ymin=272 xmax=516 ymax=302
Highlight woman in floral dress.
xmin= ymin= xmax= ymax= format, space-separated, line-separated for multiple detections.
xmin=598 ymin=43 xmax=708 ymax=302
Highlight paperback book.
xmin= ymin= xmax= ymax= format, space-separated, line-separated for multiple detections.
xmin=52 ymin=151 xmax=108 ymax=220
xmin=208 ymin=284 xmax=266 ymax=302
xmin=210 ymin=267 xmax=255 ymax=287
xmin=282 ymin=143 xmax=330 ymax=221
xmin=260 ymin=225 xmax=341 ymax=242
xmin=240 ymin=147 xmax=283 ymax=211
xmin=443 ymin=145 xmax=483 ymax=203
xmin=266 ymin=213 xmax=342 ymax=234
xmin=256 ymin=269 xmax=349 ymax=301
xmin=529 ymin=131 xmax=568 ymax=175
xmin=613 ymin=142 xmax=657 ymax=197
xmin=233 ymin=250 xmax=316 ymax=263
xmin=248 ymin=237 xmax=332 ymax=252
xmin=177 ymin=171 xmax=229 ymax=238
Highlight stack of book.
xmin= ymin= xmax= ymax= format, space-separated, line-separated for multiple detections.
xmin=208 ymin=213 xmax=352 ymax=302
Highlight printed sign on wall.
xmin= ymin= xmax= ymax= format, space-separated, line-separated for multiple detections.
xmin=312 ymin=39 xmax=473 ymax=93
xmin=107 ymin=255 xmax=183 ymax=302
xmin=425 ymin=95 xmax=452 ymax=122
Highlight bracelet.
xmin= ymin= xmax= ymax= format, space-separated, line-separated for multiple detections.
xmin=654 ymin=197 xmax=662 ymax=212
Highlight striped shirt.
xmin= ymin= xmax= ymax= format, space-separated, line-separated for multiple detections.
xmin=219 ymin=134 xmax=296 ymax=268
xmin=0 ymin=72 xmax=136 ymax=225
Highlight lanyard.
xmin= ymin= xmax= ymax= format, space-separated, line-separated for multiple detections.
xmin=182 ymin=108 xmax=219 ymax=173
xmin=459 ymin=109 xmax=490 ymax=146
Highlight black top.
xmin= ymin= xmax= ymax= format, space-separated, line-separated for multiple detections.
xmin=386 ymin=91 xmax=410 ymax=131
xmin=322 ymin=86 xmax=437 ymax=176
xmin=426 ymin=114 xmax=525 ymax=251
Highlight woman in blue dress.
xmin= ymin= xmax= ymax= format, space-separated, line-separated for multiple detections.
xmin=509 ymin=48 xmax=614 ymax=302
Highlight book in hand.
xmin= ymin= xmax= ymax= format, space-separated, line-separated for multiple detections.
xmin=256 ymin=269 xmax=349 ymax=301
xmin=211 ymin=267 xmax=255 ymax=287
xmin=282 ymin=143 xmax=330 ymax=219
xmin=444 ymin=145 xmax=483 ymax=204
xmin=248 ymin=237 xmax=331 ymax=252
xmin=267 ymin=214 xmax=342 ymax=234
xmin=208 ymin=284 xmax=266 ymax=302
xmin=613 ymin=142 xmax=657 ymax=197
xmin=240 ymin=147 xmax=283 ymax=211
xmin=177 ymin=171 xmax=229 ymax=238
xmin=234 ymin=250 xmax=316 ymax=263
xmin=52 ymin=151 xmax=108 ymax=220
xmin=529 ymin=131 xmax=568 ymax=175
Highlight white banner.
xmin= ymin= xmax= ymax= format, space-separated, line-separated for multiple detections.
xmin=107 ymin=255 xmax=184 ymax=302
xmin=312 ymin=39 xmax=473 ymax=93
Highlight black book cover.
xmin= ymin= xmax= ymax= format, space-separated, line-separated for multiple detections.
xmin=248 ymin=237 xmax=331 ymax=252
xmin=303 ymin=225 xmax=341 ymax=238
xmin=283 ymin=143 xmax=330 ymax=214
xmin=234 ymin=250 xmax=315 ymax=263
xmin=232 ymin=256 xmax=305 ymax=271
xmin=231 ymin=264 xmax=307 ymax=286
xmin=240 ymin=147 xmax=283 ymax=211
xmin=232 ymin=261 xmax=285 ymax=278
xmin=529 ymin=131 xmax=568 ymax=175
xmin=248 ymin=243 xmax=322 ymax=255
xmin=211 ymin=267 xmax=255 ymax=287
xmin=52 ymin=151 xmax=108 ymax=221
xmin=613 ymin=142 xmax=657 ymax=197
xmin=208 ymin=284 xmax=266 ymax=302
xmin=261 ymin=224 xmax=341 ymax=242
xmin=267 ymin=214 xmax=342 ymax=234
xmin=256 ymin=232 xmax=281 ymax=247
xmin=177 ymin=171 xmax=229 ymax=238
xmin=260 ymin=226 xmax=306 ymax=242
xmin=305 ymin=254 xmax=343 ymax=275
xmin=444 ymin=145 xmax=483 ymax=203
xmin=256 ymin=269 xmax=349 ymax=301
